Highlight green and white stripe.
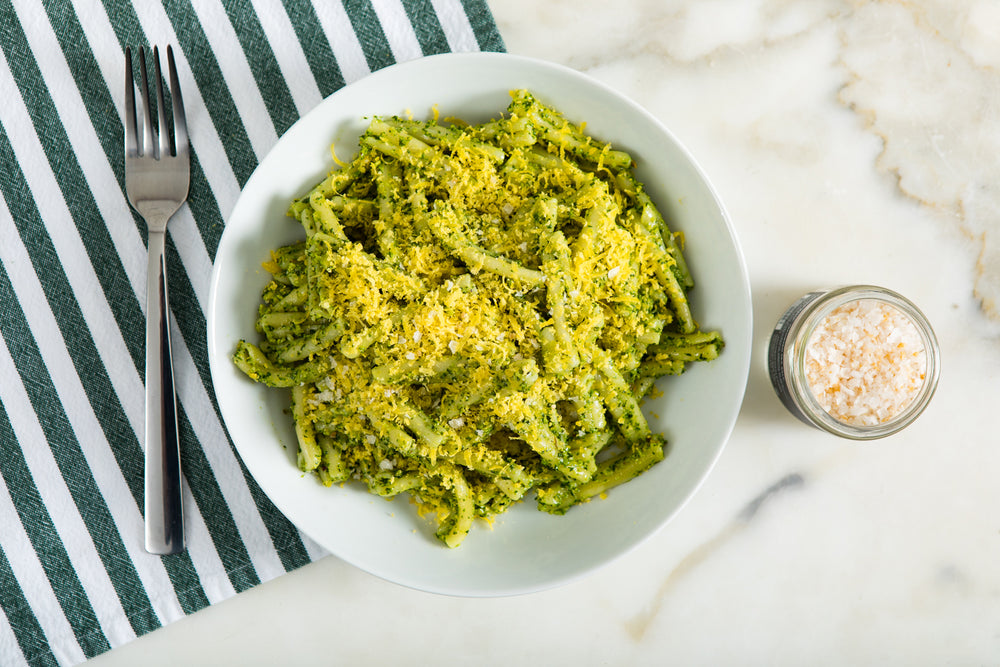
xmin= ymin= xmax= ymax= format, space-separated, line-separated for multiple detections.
xmin=0 ymin=0 xmax=504 ymax=664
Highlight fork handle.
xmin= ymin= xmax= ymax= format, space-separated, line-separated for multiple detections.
xmin=145 ymin=229 xmax=185 ymax=554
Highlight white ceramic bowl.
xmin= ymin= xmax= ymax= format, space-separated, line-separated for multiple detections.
xmin=207 ymin=52 xmax=751 ymax=597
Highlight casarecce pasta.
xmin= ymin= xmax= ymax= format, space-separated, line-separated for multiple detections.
xmin=233 ymin=90 xmax=723 ymax=547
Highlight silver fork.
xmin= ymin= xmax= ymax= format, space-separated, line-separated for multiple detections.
xmin=124 ymin=45 xmax=189 ymax=555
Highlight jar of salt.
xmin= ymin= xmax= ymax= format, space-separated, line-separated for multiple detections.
xmin=768 ymin=285 xmax=940 ymax=439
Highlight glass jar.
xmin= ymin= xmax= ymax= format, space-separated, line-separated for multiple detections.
xmin=768 ymin=285 xmax=940 ymax=440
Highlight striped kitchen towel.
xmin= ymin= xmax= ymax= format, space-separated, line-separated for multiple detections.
xmin=0 ymin=1 xmax=504 ymax=664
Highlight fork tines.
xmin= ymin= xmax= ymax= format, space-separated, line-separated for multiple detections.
xmin=124 ymin=45 xmax=188 ymax=162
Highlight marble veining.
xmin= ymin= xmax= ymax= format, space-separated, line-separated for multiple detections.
xmin=839 ymin=1 xmax=1000 ymax=318
xmin=627 ymin=473 xmax=805 ymax=642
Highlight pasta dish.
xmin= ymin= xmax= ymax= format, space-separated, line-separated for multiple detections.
xmin=233 ymin=90 xmax=722 ymax=547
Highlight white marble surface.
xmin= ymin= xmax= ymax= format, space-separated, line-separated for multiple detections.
xmin=89 ymin=1 xmax=1000 ymax=664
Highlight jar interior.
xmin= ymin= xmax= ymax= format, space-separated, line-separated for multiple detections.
xmin=787 ymin=288 xmax=939 ymax=440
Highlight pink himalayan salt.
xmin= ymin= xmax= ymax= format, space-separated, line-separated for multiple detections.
xmin=804 ymin=298 xmax=926 ymax=426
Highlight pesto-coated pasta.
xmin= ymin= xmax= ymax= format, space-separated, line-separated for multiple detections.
xmin=233 ymin=90 xmax=723 ymax=547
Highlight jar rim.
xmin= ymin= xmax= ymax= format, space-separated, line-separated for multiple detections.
xmin=784 ymin=285 xmax=940 ymax=440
